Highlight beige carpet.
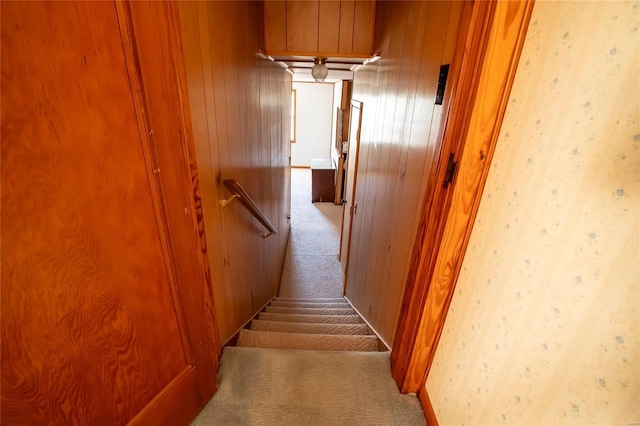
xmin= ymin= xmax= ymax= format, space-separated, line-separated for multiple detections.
xmin=191 ymin=347 xmax=427 ymax=426
xmin=237 ymin=297 xmax=379 ymax=351
xmin=278 ymin=168 xmax=344 ymax=299
xmin=191 ymin=169 xmax=426 ymax=425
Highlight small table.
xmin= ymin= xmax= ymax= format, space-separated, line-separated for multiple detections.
xmin=310 ymin=158 xmax=335 ymax=202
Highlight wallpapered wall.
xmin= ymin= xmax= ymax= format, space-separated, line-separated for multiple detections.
xmin=291 ymin=82 xmax=335 ymax=167
xmin=427 ymin=1 xmax=639 ymax=424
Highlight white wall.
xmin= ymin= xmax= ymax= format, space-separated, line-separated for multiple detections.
xmin=331 ymin=80 xmax=343 ymax=166
xmin=291 ymin=82 xmax=334 ymax=167
xmin=427 ymin=1 xmax=639 ymax=424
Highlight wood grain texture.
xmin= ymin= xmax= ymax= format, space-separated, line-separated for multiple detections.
xmin=352 ymin=0 xmax=375 ymax=55
xmin=418 ymin=386 xmax=439 ymax=426
xmin=319 ymin=1 xmax=341 ymax=53
xmin=344 ymin=1 xmax=462 ymax=348
xmin=0 ymin=1 xmax=209 ymax=423
xmin=391 ymin=0 xmax=535 ymax=393
xmin=263 ymin=0 xmax=374 ymax=57
xmin=178 ymin=1 xmax=291 ymax=344
xmin=122 ymin=0 xmax=220 ymax=408
xmin=264 ymin=1 xmax=287 ymax=53
xmin=390 ymin=0 xmax=481 ymax=393
xmin=338 ymin=0 xmax=356 ymax=54
xmin=287 ymin=0 xmax=319 ymax=53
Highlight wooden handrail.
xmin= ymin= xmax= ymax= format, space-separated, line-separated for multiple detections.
xmin=221 ymin=179 xmax=278 ymax=238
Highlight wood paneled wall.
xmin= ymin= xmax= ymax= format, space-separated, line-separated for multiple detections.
xmin=178 ymin=1 xmax=291 ymax=344
xmin=264 ymin=0 xmax=375 ymax=56
xmin=345 ymin=1 xmax=463 ymax=346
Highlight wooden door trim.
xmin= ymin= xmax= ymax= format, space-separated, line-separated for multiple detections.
xmin=128 ymin=367 xmax=202 ymax=426
xmin=114 ymin=0 xmax=194 ymax=363
xmin=341 ymin=99 xmax=363 ymax=295
xmin=418 ymin=387 xmax=439 ymax=426
xmin=116 ymin=0 xmax=220 ymax=419
xmin=391 ymin=0 xmax=535 ymax=393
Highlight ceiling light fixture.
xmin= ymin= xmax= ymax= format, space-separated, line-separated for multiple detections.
xmin=311 ymin=57 xmax=328 ymax=82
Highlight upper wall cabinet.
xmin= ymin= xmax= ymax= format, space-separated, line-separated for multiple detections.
xmin=265 ymin=0 xmax=375 ymax=57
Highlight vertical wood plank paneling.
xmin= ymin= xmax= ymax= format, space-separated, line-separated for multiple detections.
xmin=178 ymin=1 xmax=233 ymax=341
xmin=264 ymin=1 xmax=287 ymax=52
xmin=391 ymin=0 xmax=535 ymax=393
xmin=345 ymin=1 xmax=463 ymax=347
xmin=264 ymin=0 xmax=374 ymax=56
xmin=383 ymin=0 xmax=460 ymax=341
xmin=319 ymin=1 xmax=341 ymax=53
xmin=287 ymin=0 xmax=319 ymax=53
xmin=352 ymin=0 xmax=375 ymax=55
xmin=353 ymin=2 xmax=408 ymax=330
xmin=178 ymin=1 xmax=291 ymax=345
xmin=339 ymin=0 xmax=356 ymax=54
xmin=379 ymin=0 xmax=452 ymax=343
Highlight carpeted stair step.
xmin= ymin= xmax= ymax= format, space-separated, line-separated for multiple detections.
xmin=269 ymin=300 xmax=352 ymax=309
xmin=237 ymin=329 xmax=379 ymax=352
xmin=192 ymin=347 xmax=426 ymax=425
xmin=258 ymin=312 xmax=364 ymax=324
xmin=265 ymin=306 xmax=356 ymax=315
xmin=250 ymin=319 xmax=372 ymax=335
xmin=274 ymin=297 xmax=348 ymax=303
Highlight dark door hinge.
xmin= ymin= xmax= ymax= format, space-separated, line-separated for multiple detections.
xmin=443 ymin=153 xmax=457 ymax=188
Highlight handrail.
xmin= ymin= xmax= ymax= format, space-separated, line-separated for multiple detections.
xmin=220 ymin=179 xmax=278 ymax=238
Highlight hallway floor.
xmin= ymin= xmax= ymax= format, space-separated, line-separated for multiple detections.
xmin=278 ymin=168 xmax=344 ymax=299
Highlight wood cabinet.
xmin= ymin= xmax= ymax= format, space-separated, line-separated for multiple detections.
xmin=264 ymin=0 xmax=375 ymax=57
xmin=311 ymin=158 xmax=336 ymax=202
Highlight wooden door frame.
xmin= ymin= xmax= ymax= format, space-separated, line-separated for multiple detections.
xmin=391 ymin=0 xmax=535 ymax=396
xmin=340 ymin=99 xmax=363 ymax=293
xmin=115 ymin=1 xmax=221 ymax=423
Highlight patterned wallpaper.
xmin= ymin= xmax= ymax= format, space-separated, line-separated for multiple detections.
xmin=427 ymin=1 xmax=639 ymax=424
xmin=291 ymin=82 xmax=335 ymax=167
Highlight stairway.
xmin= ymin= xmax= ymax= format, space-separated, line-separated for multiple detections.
xmin=190 ymin=170 xmax=425 ymax=425
xmin=237 ymin=297 xmax=383 ymax=352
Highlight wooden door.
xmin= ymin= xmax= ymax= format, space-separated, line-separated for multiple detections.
xmin=340 ymin=100 xmax=363 ymax=287
xmin=1 ymin=2 xmax=218 ymax=424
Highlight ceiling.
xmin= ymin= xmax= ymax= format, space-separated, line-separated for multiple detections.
xmin=268 ymin=55 xmax=369 ymax=82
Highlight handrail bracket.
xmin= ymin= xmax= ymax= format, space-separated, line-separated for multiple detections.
xmin=220 ymin=193 xmax=240 ymax=208
xmin=221 ymin=179 xmax=278 ymax=237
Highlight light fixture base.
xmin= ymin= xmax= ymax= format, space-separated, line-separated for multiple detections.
xmin=311 ymin=57 xmax=328 ymax=82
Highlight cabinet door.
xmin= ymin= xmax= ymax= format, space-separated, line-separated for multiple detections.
xmin=265 ymin=0 xmax=374 ymax=56
xmin=265 ymin=1 xmax=287 ymax=52
xmin=352 ymin=0 xmax=375 ymax=55
xmin=318 ymin=1 xmax=341 ymax=53
xmin=287 ymin=0 xmax=319 ymax=53
xmin=1 ymin=2 xmax=217 ymax=424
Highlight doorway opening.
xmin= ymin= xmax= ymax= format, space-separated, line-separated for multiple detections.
xmin=282 ymin=77 xmax=352 ymax=298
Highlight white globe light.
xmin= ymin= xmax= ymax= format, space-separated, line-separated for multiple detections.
xmin=311 ymin=58 xmax=328 ymax=82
